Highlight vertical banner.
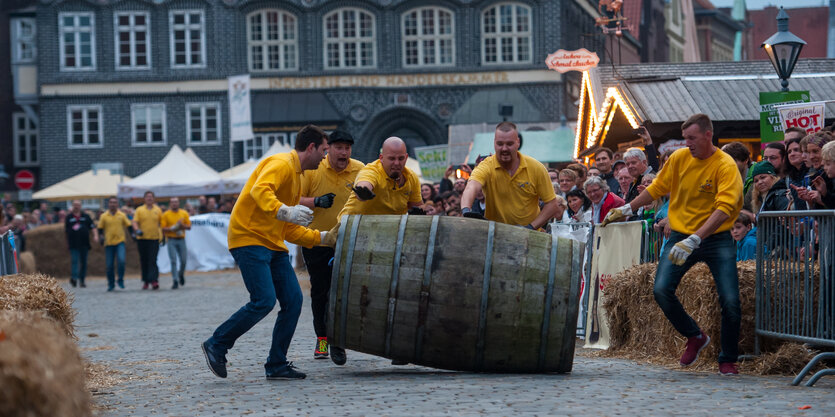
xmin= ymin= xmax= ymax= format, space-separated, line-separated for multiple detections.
xmin=759 ymin=91 xmax=810 ymax=143
xmin=228 ymin=74 xmax=254 ymax=142
xmin=777 ymin=101 xmax=827 ymax=135
xmin=584 ymin=222 xmax=643 ymax=350
xmin=414 ymin=145 xmax=449 ymax=183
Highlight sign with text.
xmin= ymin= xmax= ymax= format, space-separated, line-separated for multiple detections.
xmin=545 ymin=48 xmax=600 ymax=73
xmin=759 ymin=91 xmax=810 ymax=143
xmin=414 ymin=145 xmax=449 ymax=183
xmin=228 ymin=74 xmax=254 ymax=142
xmin=777 ymin=101 xmax=826 ymax=135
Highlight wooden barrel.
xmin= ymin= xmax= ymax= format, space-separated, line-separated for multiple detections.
xmin=327 ymin=214 xmax=583 ymax=373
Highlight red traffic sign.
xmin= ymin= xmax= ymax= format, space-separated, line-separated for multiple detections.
xmin=14 ymin=170 xmax=35 ymax=191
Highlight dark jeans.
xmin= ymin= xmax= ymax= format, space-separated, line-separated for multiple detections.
xmin=302 ymin=246 xmax=335 ymax=338
xmin=105 ymin=243 xmax=126 ymax=288
xmin=137 ymin=239 xmax=160 ymax=283
xmin=70 ymin=247 xmax=89 ymax=283
xmin=654 ymin=231 xmax=741 ymax=363
xmin=207 ymin=246 xmax=302 ymax=374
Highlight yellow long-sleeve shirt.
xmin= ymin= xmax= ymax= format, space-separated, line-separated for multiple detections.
xmin=337 ymin=159 xmax=422 ymax=220
xmin=227 ymin=150 xmax=321 ymax=252
xmin=300 ymin=157 xmax=364 ymax=231
xmin=646 ymin=147 xmax=742 ymax=235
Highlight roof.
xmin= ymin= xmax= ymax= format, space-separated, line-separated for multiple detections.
xmin=32 ymin=169 xmax=131 ymax=202
xmin=467 ymin=128 xmax=575 ymax=165
xmin=251 ymin=92 xmax=341 ymax=126
xmin=117 ymin=145 xmax=223 ymax=198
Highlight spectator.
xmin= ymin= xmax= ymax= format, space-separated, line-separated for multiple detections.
xmin=731 ymin=212 xmax=756 ymax=262
xmin=51 ymin=206 xmax=61 ymax=223
xmin=595 ymin=149 xmax=621 ymax=195
xmin=5 ymin=203 xmax=17 ymax=223
xmin=441 ymin=191 xmax=461 ymax=213
xmin=198 ymin=205 xmax=210 ymax=214
xmin=28 ymin=209 xmax=42 ymax=230
xmin=783 ymin=126 xmax=807 ymax=142
xmin=10 ymin=214 xmax=26 ymax=252
xmin=762 ymin=142 xmax=787 ymax=177
xmin=567 ymin=163 xmax=588 ymax=189
xmin=38 ymin=202 xmax=50 ymax=224
xmin=432 ymin=183 xmax=441 ymax=196
xmin=198 ymin=195 xmax=208 ymax=208
xmin=446 ymin=207 xmax=462 ymax=217
xmin=801 ymin=131 xmax=832 ymax=174
xmin=184 ymin=202 xmax=196 ymax=216
xmin=793 ymin=140 xmax=835 ymax=209
xmin=588 ymin=167 xmax=601 ymax=178
xmin=785 ymin=136 xmax=808 ymax=210
xmin=612 ymin=159 xmax=626 ymax=176
xmin=583 ymin=176 xmax=625 ymax=224
xmin=548 ymin=169 xmax=559 ymax=184
xmin=56 ymin=209 xmax=68 ymax=224
xmin=613 ymin=151 xmax=623 ymax=161
xmin=432 ymin=196 xmax=445 ymax=215
xmin=65 ymin=200 xmax=98 ymax=288
xmin=207 ymin=197 xmax=218 ymax=213
xmin=635 ymin=174 xmax=664 ymax=226
xmin=469 ymin=187 xmax=486 ymax=217
xmin=565 ymin=189 xmax=592 ymax=223
xmin=558 ymin=169 xmax=577 ymax=196
xmin=0 ymin=205 xmax=8 ymax=235
xmin=750 ymin=162 xmax=788 ymax=215
xmin=659 ymin=148 xmax=676 ymax=171
xmin=421 ymin=183 xmax=436 ymax=203
xmin=550 ymin=195 xmax=568 ymax=223
xmin=721 ymin=141 xmax=753 ymax=193
xmin=623 ymin=147 xmax=655 ymax=202
xmin=615 ymin=167 xmax=633 ymax=200
xmin=220 ymin=199 xmax=234 ymax=214
xmin=423 ymin=203 xmax=439 ymax=215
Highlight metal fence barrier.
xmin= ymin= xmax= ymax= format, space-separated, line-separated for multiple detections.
xmin=756 ymin=210 xmax=835 ymax=387
xmin=0 ymin=231 xmax=19 ymax=276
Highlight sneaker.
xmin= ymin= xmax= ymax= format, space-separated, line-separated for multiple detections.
xmin=314 ymin=337 xmax=329 ymax=359
xmin=117 ymin=281 xmax=125 ymax=289
xmin=391 ymin=359 xmax=409 ymax=366
xmin=152 ymin=281 xmax=159 ymax=290
xmin=266 ymin=362 xmax=306 ymax=380
xmin=179 ymin=275 xmax=185 ymax=286
xmin=330 ymin=346 xmax=347 ymax=366
xmin=719 ymin=362 xmax=739 ymax=376
xmin=70 ymin=279 xmax=77 ymax=288
xmin=79 ymin=281 xmax=86 ymax=288
xmin=680 ymin=331 xmax=710 ymax=366
xmin=201 ymin=340 xmax=227 ymax=378
xmin=107 ymin=286 xmax=115 ymax=292
xmin=172 ymin=283 xmax=179 ymax=290
xmin=142 ymin=282 xmax=149 ymax=290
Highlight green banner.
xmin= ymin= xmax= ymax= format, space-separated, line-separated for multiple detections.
xmin=759 ymin=91 xmax=810 ymax=143
xmin=414 ymin=145 xmax=449 ymax=183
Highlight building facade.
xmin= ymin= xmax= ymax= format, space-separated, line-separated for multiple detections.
xmin=32 ymin=0 xmax=602 ymax=188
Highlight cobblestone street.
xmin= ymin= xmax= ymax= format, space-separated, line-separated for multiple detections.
xmin=71 ymin=270 xmax=834 ymax=416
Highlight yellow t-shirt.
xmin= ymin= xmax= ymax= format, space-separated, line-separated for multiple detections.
xmin=228 ymin=150 xmax=321 ymax=252
xmin=301 ymin=157 xmax=364 ymax=231
xmin=134 ymin=204 xmax=162 ymax=240
xmin=468 ymin=152 xmax=556 ymax=226
xmin=97 ymin=210 xmax=131 ymax=246
xmin=160 ymin=209 xmax=191 ymax=239
xmin=646 ymin=147 xmax=742 ymax=235
xmin=338 ymin=159 xmax=422 ymax=220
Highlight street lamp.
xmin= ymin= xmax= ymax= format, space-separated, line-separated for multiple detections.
xmin=761 ymin=7 xmax=806 ymax=92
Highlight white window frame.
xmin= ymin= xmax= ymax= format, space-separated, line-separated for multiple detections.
xmin=169 ymin=10 xmax=206 ymax=69
xmin=114 ymin=11 xmax=151 ymax=70
xmin=246 ymin=9 xmax=299 ymax=72
xmin=13 ymin=112 xmax=38 ymax=167
xmin=59 ymin=12 xmax=97 ymax=71
xmin=186 ymin=102 xmax=222 ymax=146
xmin=12 ymin=18 xmax=37 ymax=63
xmin=323 ymin=8 xmax=377 ymax=70
xmin=481 ymin=2 xmax=532 ymax=65
xmin=131 ymin=103 xmax=167 ymax=147
xmin=401 ymin=7 xmax=455 ymax=68
xmin=242 ymin=133 xmax=297 ymax=161
xmin=67 ymin=105 xmax=104 ymax=149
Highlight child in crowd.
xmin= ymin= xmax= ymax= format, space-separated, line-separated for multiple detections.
xmin=731 ymin=212 xmax=756 ymax=261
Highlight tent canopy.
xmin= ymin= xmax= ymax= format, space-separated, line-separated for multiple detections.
xmin=221 ymin=141 xmax=293 ymax=193
xmin=32 ymin=169 xmax=131 ymax=202
xmin=117 ymin=145 xmax=222 ymax=198
xmin=466 ymin=128 xmax=576 ymax=165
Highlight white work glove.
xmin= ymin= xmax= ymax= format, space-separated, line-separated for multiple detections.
xmin=600 ymin=204 xmax=633 ymax=227
xmin=276 ymin=204 xmax=314 ymax=226
xmin=668 ymin=234 xmax=701 ymax=266
xmin=318 ymin=223 xmax=340 ymax=248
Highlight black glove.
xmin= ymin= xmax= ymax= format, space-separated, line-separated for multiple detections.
xmin=461 ymin=207 xmax=485 ymax=220
xmin=407 ymin=206 xmax=426 ymax=215
xmin=352 ymin=186 xmax=375 ymax=201
xmin=314 ymin=193 xmax=336 ymax=208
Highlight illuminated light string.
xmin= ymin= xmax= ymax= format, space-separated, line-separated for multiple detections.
xmin=573 ymin=70 xmax=641 ymax=158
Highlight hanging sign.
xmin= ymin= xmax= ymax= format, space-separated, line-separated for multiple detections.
xmin=546 ymin=48 xmax=600 ymax=73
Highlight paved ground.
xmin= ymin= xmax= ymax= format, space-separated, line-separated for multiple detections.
xmin=70 ymin=270 xmax=834 ymax=416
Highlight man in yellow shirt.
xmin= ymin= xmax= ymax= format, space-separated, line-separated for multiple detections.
xmin=203 ymin=125 xmax=330 ymax=381
xmin=602 ymin=113 xmax=743 ymax=376
xmin=161 ymin=197 xmax=191 ymax=289
xmin=97 ymin=197 xmax=132 ymax=291
xmin=460 ymin=121 xmax=558 ymax=229
xmin=133 ymin=191 xmax=163 ymax=290
xmin=299 ymin=130 xmax=364 ymax=365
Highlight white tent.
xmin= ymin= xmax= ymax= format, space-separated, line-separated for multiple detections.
xmin=221 ymin=141 xmax=293 ymax=193
xmin=117 ymin=145 xmax=223 ymax=198
xmin=33 ymin=169 xmax=131 ymax=201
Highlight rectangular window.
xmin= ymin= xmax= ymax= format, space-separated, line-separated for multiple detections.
xmin=67 ymin=105 xmax=103 ymax=148
xmin=13 ymin=113 xmax=38 ymax=166
xmin=170 ymin=10 xmax=205 ymax=68
xmin=115 ymin=12 xmax=150 ymax=69
xmin=186 ymin=103 xmax=221 ymax=145
xmin=59 ymin=13 xmax=96 ymax=70
xmin=242 ymin=133 xmax=297 ymax=161
xmin=131 ymin=104 xmax=166 ymax=146
xmin=12 ymin=18 xmax=37 ymax=63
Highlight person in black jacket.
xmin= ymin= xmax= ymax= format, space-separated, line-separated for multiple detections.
xmin=750 ymin=162 xmax=789 ymax=214
xmin=65 ymin=200 xmax=99 ymax=288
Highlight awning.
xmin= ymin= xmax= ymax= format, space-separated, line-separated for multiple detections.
xmin=466 ymin=128 xmax=576 ymax=165
xmin=33 ymin=169 xmax=130 ymax=202
xmin=251 ymin=92 xmax=342 ymax=127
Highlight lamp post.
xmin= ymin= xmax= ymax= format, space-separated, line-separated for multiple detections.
xmin=761 ymin=7 xmax=806 ymax=92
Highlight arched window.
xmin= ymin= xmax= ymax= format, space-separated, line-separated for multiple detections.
xmin=247 ymin=9 xmax=298 ymax=71
xmin=481 ymin=3 xmax=532 ymax=65
xmin=402 ymin=7 xmax=455 ymax=67
xmin=324 ymin=8 xmax=376 ymax=69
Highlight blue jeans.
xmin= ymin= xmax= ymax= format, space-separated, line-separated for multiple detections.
xmin=105 ymin=243 xmax=126 ymax=289
xmin=70 ymin=247 xmax=89 ymax=283
xmin=207 ymin=246 xmax=302 ymax=374
xmin=654 ymin=231 xmax=741 ymax=363
xmin=167 ymin=238 xmax=187 ymax=282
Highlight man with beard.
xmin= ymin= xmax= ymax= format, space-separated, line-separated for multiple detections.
xmin=299 ymin=130 xmax=364 ymax=365
xmin=460 ymin=121 xmax=558 ymax=229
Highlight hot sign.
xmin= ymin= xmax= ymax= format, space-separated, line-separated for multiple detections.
xmin=777 ymin=101 xmax=827 ymax=135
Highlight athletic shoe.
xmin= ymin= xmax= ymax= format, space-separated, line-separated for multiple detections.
xmin=107 ymin=286 xmax=114 ymax=292
xmin=172 ymin=283 xmax=179 ymax=290
xmin=680 ymin=331 xmax=710 ymax=366
xmin=79 ymin=281 xmax=86 ymax=288
xmin=314 ymin=337 xmax=329 ymax=359
xmin=117 ymin=281 xmax=125 ymax=289
xmin=70 ymin=279 xmax=77 ymax=288
xmin=152 ymin=281 xmax=159 ymax=290
xmin=330 ymin=346 xmax=347 ymax=366
xmin=719 ymin=362 xmax=739 ymax=375
xmin=266 ymin=362 xmax=306 ymax=380
xmin=201 ymin=340 xmax=227 ymax=378
xmin=142 ymin=282 xmax=149 ymax=290
xmin=179 ymin=275 xmax=185 ymax=286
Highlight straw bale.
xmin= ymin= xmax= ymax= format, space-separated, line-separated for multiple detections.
xmin=18 ymin=251 xmax=36 ymax=274
xmin=0 ymin=311 xmax=92 ymax=417
xmin=25 ymin=223 xmax=141 ymax=278
xmin=0 ymin=273 xmax=76 ymax=337
xmin=746 ymin=343 xmax=824 ymax=376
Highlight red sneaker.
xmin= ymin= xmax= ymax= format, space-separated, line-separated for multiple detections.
xmin=680 ymin=331 xmax=710 ymax=366
xmin=142 ymin=282 xmax=149 ymax=290
xmin=719 ymin=362 xmax=739 ymax=375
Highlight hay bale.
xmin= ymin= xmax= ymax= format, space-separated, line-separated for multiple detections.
xmin=747 ymin=343 xmax=823 ymax=376
xmin=18 ymin=251 xmax=36 ymax=274
xmin=25 ymin=223 xmax=141 ymax=278
xmin=0 ymin=311 xmax=92 ymax=417
xmin=0 ymin=273 xmax=75 ymax=338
